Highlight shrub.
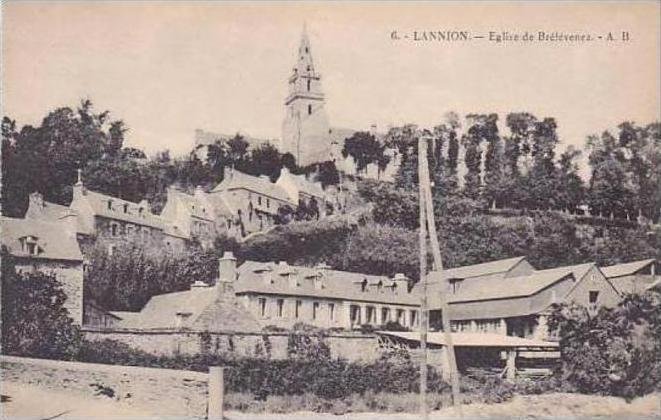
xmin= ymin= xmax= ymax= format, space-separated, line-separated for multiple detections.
xmin=548 ymin=290 xmax=661 ymax=399
xmin=1 ymin=256 xmax=82 ymax=360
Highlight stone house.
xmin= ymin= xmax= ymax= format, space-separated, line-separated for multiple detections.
xmin=1 ymin=216 xmax=84 ymax=325
xmin=208 ymin=168 xmax=295 ymax=236
xmin=601 ymin=258 xmax=659 ymax=295
xmin=428 ymin=260 xmax=621 ymax=340
xmin=275 ymin=167 xmax=327 ymax=215
xmin=159 ymin=186 xmax=218 ymax=248
xmin=233 ymin=260 xmax=420 ymax=330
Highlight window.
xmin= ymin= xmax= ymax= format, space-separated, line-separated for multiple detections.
xmin=258 ymin=298 xmax=267 ymax=317
xmin=589 ymin=291 xmax=599 ymax=304
xmin=126 ymin=225 xmax=133 ymax=235
xmin=366 ymin=306 xmax=375 ymax=324
xmin=307 ymin=80 xmax=311 ymax=91
xmin=396 ymin=309 xmax=405 ymax=325
xmin=295 ymin=300 xmax=302 ymax=318
xmin=111 ymin=223 xmax=119 ymax=236
xmin=360 ymin=279 xmax=368 ymax=292
xmin=308 ymin=104 xmax=312 ymax=115
xmin=277 ymin=299 xmax=284 ymax=317
xmin=123 ymin=203 xmax=129 ymax=213
xmin=410 ymin=310 xmax=418 ymax=327
xmin=450 ymin=279 xmax=463 ymax=293
xmin=267 ymin=198 xmax=270 ymax=209
xmin=381 ymin=307 xmax=390 ymax=323
xmin=328 ymin=303 xmax=335 ymax=321
xmin=312 ymin=302 xmax=319 ymax=320
xmin=258 ymin=196 xmax=262 ymax=206
xmin=107 ymin=200 xmax=113 ymax=210
xmin=305 ymin=47 xmax=308 ymax=53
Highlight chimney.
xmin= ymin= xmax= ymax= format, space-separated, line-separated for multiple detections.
xmin=393 ymin=273 xmax=409 ymax=293
xmin=29 ymin=192 xmax=44 ymax=211
xmin=217 ymin=251 xmax=237 ymax=294
xmin=72 ymin=168 xmax=86 ymax=199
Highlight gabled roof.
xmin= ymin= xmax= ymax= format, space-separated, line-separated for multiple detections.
xmin=167 ymin=189 xmax=215 ymax=221
xmin=447 ymin=266 xmax=577 ymax=303
xmin=234 ymin=261 xmax=420 ymax=305
xmin=287 ymin=173 xmax=325 ymax=199
xmin=211 ymin=169 xmax=292 ymax=203
xmin=24 ymin=195 xmax=69 ymax=221
xmin=601 ymin=259 xmax=656 ymax=278
xmin=0 ymin=216 xmax=83 ymax=261
xmin=75 ymin=189 xmax=164 ymax=229
xmin=444 ymin=256 xmax=527 ymax=280
xmin=113 ymin=286 xmax=261 ymax=332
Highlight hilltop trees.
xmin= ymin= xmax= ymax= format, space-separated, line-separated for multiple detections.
xmin=342 ymin=131 xmax=390 ymax=178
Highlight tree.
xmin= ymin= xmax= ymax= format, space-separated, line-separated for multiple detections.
xmin=1 ymin=254 xmax=82 ymax=359
xmin=556 ymin=147 xmax=586 ymax=213
xmin=226 ymin=134 xmax=250 ymax=164
xmin=525 ymin=118 xmax=561 ymax=210
xmin=480 ymin=114 xmax=507 ymax=208
xmin=315 ymin=161 xmax=340 ymax=187
xmin=342 ymin=131 xmax=389 ymax=177
xmin=251 ymin=143 xmax=283 ymax=180
xmin=461 ymin=114 xmax=490 ymax=200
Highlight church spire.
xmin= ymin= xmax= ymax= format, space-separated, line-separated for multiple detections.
xmin=295 ymin=24 xmax=315 ymax=76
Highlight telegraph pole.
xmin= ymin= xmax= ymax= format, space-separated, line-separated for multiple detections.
xmin=418 ymin=134 xmax=429 ymax=420
xmin=418 ymin=133 xmax=462 ymax=413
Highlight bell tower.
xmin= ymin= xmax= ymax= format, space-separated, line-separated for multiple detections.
xmin=281 ymin=25 xmax=331 ymax=166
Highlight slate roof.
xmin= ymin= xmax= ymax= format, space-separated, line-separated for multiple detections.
xmin=447 ymin=266 xmax=577 ymax=303
xmin=443 ymin=256 xmax=527 ymax=280
xmin=212 ymin=170 xmax=292 ymax=203
xmin=0 ymin=216 xmax=83 ymax=261
xmin=234 ymin=261 xmax=421 ymax=305
xmin=25 ymin=195 xmax=69 ymax=221
xmin=601 ymin=259 xmax=656 ymax=278
xmin=167 ymin=189 xmax=215 ymax=221
xmin=76 ymin=189 xmax=164 ymax=229
xmin=113 ymin=285 xmax=261 ymax=332
xmin=287 ymin=174 xmax=325 ymax=199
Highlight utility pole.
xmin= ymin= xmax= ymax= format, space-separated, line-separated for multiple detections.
xmin=418 ymin=135 xmax=429 ymax=419
xmin=418 ymin=133 xmax=462 ymax=412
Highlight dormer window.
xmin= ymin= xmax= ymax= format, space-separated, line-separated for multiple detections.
xmin=449 ymin=278 xmax=463 ymax=294
xmin=360 ymin=279 xmax=367 ymax=292
xmin=107 ymin=200 xmax=113 ymax=210
xmin=123 ymin=203 xmax=129 ymax=213
xmin=19 ymin=236 xmax=40 ymax=256
xmin=138 ymin=207 xmax=144 ymax=215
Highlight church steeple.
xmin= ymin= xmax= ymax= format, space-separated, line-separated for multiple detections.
xmin=281 ymin=24 xmax=331 ymax=166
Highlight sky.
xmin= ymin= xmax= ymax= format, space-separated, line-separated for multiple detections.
xmin=3 ymin=1 xmax=660 ymax=171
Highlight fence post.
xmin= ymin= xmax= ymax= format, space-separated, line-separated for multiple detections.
xmin=208 ymin=366 xmax=224 ymax=420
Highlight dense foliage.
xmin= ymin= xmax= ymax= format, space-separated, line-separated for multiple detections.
xmin=548 ymin=290 xmax=661 ymax=399
xmin=1 ymin=255 xmax=82 ymax=359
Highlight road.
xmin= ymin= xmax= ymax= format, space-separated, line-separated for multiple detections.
xmin=2 ymin=381 xmax=659 ymax=419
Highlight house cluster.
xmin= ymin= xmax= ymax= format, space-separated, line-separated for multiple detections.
xmin=0 ymin=166 xmax=332 ymax=326
xmin=106 ymin=252 xmax=658 ymax=342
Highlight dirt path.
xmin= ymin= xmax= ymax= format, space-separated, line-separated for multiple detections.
xmin=2 ymin=381 xmax=659 ymax=419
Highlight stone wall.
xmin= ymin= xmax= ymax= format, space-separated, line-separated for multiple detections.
xmin=83 ymin=328 xmax=380 ymax=362
xmin=1 ymin=355 xmax=209 ymax=418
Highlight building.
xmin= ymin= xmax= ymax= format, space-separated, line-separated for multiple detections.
xmin=24 ymin=173 xmax=190 ymax=255
xmin=159 ymin=186 xmax=218 ymax=248
xmin=280 ymin=25 xmax=332 ymax=166
xmin=234 ymin=260 xmax=419 ymax=330
xmin=1 ymin=216 xmax=84 ymax=325
xmin=275 ymin=167 xmax=327 ymax=212
xmin=208 ymin=168 xmax=295 ymax=236
xmin=601 ymin=258 xmax=659 ymax=295
xmin=428 ymin=260 xmax=621 ymax=340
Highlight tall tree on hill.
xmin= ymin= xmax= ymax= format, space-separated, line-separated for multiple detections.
xmin=525 ymin=118 xmax=561 ymax=210
xmin=461 ymin=114 xmax=495 ymax=201
xmin=556 ymin=146 xmax=586 ymax=213
xmin=226 ymin=134 xmax=250 ymax=165
xmin=1 ymin=100 xmax=125 ymax=216
xmin=504 ymin=112 xmax=538 ymax=208
xmin=387 ymin=124 xmax=419 ymax=189
xmin=443 ymin=112 xmax=461 ymax=195
xmin=342 ymin=131 xmax=390 ymax=178
xmin=251 ymin=143 xmax=283 ymax=180
xmin=480 ymin=114 xmax=507 ymax=208
xmin=586 ymin=131 xmax=634 ymax=218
